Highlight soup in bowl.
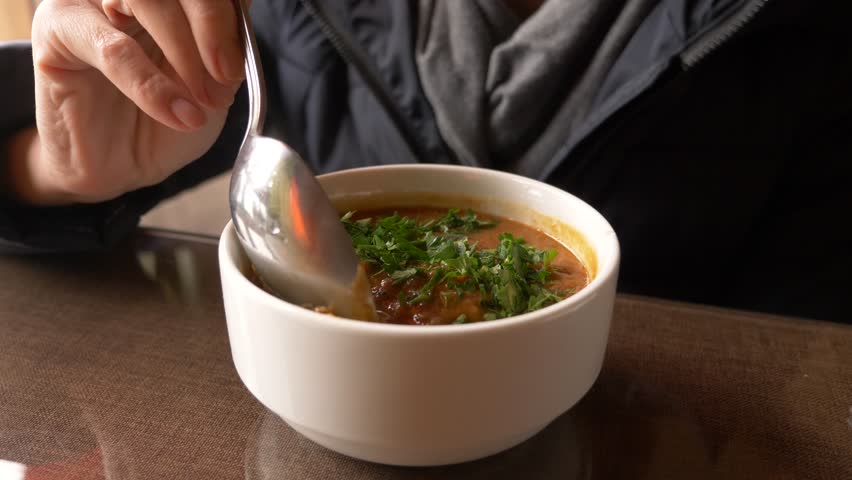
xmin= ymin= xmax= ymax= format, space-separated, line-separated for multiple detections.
xmin=218 ymin=164 xmax=619 ymax=466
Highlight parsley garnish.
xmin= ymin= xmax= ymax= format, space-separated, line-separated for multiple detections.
xmin=342 ymin=209 xmax=570 ymax=320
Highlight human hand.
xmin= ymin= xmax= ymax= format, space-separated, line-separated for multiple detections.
xmin=19 ymin=0 xmax=245 ymax=204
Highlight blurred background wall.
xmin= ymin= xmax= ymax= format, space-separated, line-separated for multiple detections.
xmin=1 ymin=0 xmax=32 ymax=41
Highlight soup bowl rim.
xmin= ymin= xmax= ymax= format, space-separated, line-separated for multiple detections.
xmin=220 ymin=163 xmax=620 ymax=338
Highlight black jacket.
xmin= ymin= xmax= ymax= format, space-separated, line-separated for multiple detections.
xmin=2 ymin=0 xmax=850 ymax=321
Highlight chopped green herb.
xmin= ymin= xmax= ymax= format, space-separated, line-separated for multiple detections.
xmin=390 ymin=268 xmax=419 ymax=284
xmin=341 ymin=209 xmax=571 ymax=320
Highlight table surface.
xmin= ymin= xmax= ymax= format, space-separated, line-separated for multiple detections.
xmin=1 ymin=229 xmax=850 ymax=479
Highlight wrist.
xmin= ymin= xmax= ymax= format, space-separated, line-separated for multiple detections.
xmin=2 ymin=128 xmax=72 ymax=206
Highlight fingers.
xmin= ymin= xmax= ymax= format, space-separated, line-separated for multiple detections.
xmin=42 ymin=4 xmax=207 ymax=131
xmin=34 ymin=0 xmax=242 ymax=131
xmin=100 ymin=0 xmax=142 ymax=34
xmin=178 ymin=0 xmax=244 ymax=85
xmin=101 ymin=0 xmax=242 ymax=111
xmin=94 ymin=31 xmax=208 ymax=131
xmin=103 ymin=0 xmax=233 ymax=110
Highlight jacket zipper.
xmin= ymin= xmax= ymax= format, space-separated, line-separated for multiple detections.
xmin=681 ymin=0 xmax=771 ymax=68
xmin=300 ymin=0 xmax=430 ymax=162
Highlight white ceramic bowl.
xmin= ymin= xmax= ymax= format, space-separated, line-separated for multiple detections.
xmin=219 ymin=165 xmax=619 ymax=466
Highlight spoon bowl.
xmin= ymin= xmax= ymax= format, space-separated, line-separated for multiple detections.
xmin=228 ymin=0 xmax=371 ymax=320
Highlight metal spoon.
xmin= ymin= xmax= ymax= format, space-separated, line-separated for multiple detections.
xmin=229 ymin=0 xmax=374 ymax=320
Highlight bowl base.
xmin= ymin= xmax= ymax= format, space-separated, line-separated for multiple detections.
xmin=284 ymin=418 xmax=549 ymax=467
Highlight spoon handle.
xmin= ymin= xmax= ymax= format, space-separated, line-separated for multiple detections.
xmin=236 ymin=0 xmax=266 ymax=137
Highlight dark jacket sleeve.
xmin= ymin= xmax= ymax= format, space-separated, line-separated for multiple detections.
xmin=0 ymin=41 xmax=248 ymax=253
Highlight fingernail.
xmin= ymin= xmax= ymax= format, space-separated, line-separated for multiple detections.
xmin=171 ymin=98 xmax=206 ymax=129
xmin=218 ymin=44 xmax=245 ymax=84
